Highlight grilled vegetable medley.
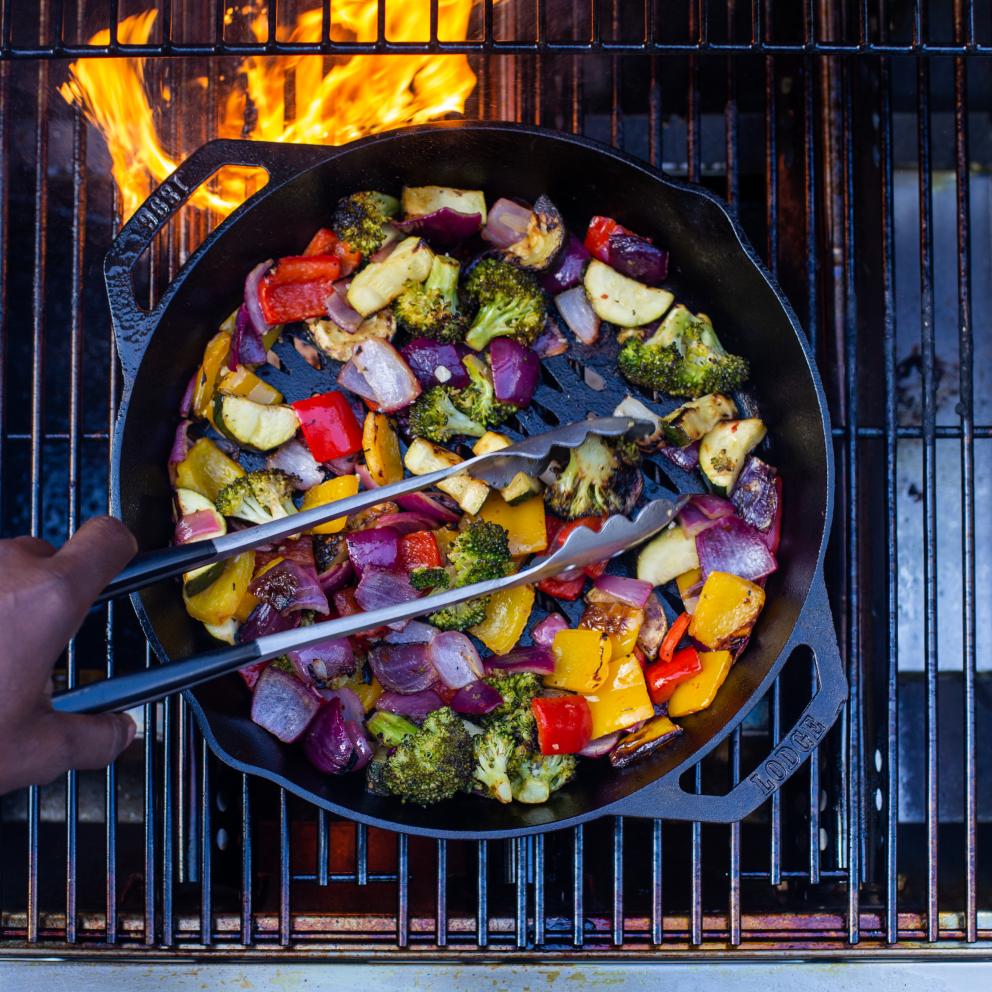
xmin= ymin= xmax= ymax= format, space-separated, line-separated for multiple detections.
xmin=169 ymin=185 xmax=782 ymax=805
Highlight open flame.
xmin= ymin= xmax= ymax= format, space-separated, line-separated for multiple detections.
xmin=60 ymin=3 xmax=479 ymax=219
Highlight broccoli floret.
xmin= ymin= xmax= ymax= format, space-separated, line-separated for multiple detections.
xmin=471 ymin=723 xmax=522 ymax=803
xmin=408 ymin=386 xmax=487 ymax=443
xmin=617 ymin=304 xmax=749 ymax=399
xmin=509 ymin=752 xmax=577 ymax=804
xmin=543 ymin=434 xmax=643 ymax=521
xmin=463 ymin=258 xmax=546 ymax=351
xmin=393 ymin=255 xmax=467 ymax=343
xmin=367 ymin=710 xmax=419 ymax=746
xmin=381 ymin=706 xmax=474 ymax=805
xmin=451 ymin=354 xmax=517 ymax=429
xmin=410 ymin=566 xmax=451 ymax=591
xmin=215 ymin=469 xmax=297 ymax=524
xmin=331 ymin=190 xmax=400 ymax=257
xmin=424 ymin=521 xmax=513 ymax=632
xmin=483 ymin=672 xmax=542 ymax=723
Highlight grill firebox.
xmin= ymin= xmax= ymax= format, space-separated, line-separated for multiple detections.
xmin=0 ymin=0 xmax=989 ymax=956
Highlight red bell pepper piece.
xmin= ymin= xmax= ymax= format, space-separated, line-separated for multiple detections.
xmin=532 ymin=695 xmax=593 ymax=755
xmin=292 ymin=391 xmax=363 ymax=462
xmin=332 ymin=587 xmax=388 ymax=643
xmin=583 ymin=215 xmax=641 ymax=262
xmin=258 ymin=254 xmax=341 ymax=324
xmin=238 ymin=659 xmax=269 ymax=691
xmin=536 ymin=573 xmax=587 ymax=601
xmin=546 ymin=515 xmax=608 ymax=579
xmin=659 ymin=611 xmax=691 ymax=664
xmin=645 ymin=646 xmax=702 ymax=705
xmin=303 ymin=227 xmax=362 ymax=275
xmin=398 ymin=530 xmax=442 ymax=572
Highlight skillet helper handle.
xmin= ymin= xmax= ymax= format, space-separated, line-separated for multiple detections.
xmin=94 ymin=540 xmax=220 ymax=604
xmin=104 ymin=138 xmax=334 ymax=380
xmin=52 ymin=640 xmax=263 ymax=715
xmin=619 ymin=574 xmax=847 ymax=823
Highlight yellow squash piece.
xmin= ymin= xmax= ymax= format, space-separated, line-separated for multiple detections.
xmin=470 ymin=584 xmax=535 ymax=655
xmin=477 ymin=491 xmax=548 ymax=556
xmin=174 ymin=437 xmax=245 ymax=502
xmin=191 ymin=331 xmax=232 ymax=420
xmin=471 ymin=431 xmax=511 ymax=456
xmin=546 ymin=629 xmax=611 ymax=693
xmin=217 ymin=365 xmax=284 ymax=405
xmin=667 ymin=650 xmax=734 ymax=717
xmin=579 ymin=601 xmax=644 ymax=659
xmin=301 ymin=475 xmax=360 ymax=534
xmin=676 ymin=567 xmax=703 ymax=614
xmin=689 ymin=571 xmax=766 ymax=650
xmin=363 ymin=412 xmax=403 ymax=486
xmin=182 ymin=551 xmax=255 ymax=626
xmin=584 ymin=654 xmax=655 ymax=740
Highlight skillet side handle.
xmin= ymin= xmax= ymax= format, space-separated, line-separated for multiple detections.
xmin=104 ymin=138 xmax=334 ymax=382
xmin=617 ymin=574 xmax=847 ymax=823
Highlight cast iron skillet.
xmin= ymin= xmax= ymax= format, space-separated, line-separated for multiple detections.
xmin=107 ymin=121 xmax=844 ymax=839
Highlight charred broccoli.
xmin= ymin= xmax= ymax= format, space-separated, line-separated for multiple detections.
xmin=380 ymin=706 xmax=474 ymax=805
xmin=452 ymin=354 xmax=517 ymax=428
xmin=543 ymin=434 xmax=643 ymax=520
xmin=331 ymin=190 xmax=400 ymax=257
xmin=215 ymin=469 xmax=297 ymax=524
xmin=617 ymin=304 xmax=749 ymax=398
xmin=366 ymin=710 xmax=419 ymax=746
xmin=483 ymin=671 xmax=542 ymax=724
xmin=418 ymin=520 xmax=513 ymax=632
xmin=472 ymin=722 xmax=530 ymax=803
xmin=393 ymin=254 xmax=467 ymax=343
xmin=509 ymin=752 xmax=577 ymax=804
xmin=463 ymin=258 xmax=546 ymax=351
xmin=408 ymin=386 xmax=487 ymax=443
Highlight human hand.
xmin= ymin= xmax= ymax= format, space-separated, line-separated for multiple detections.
xmin=0 ymin=516 xmax=138 ymax=794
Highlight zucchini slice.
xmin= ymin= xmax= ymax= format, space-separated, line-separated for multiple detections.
xmin=698 ymin=418 xmax=767 ymax=496
xmin=402 ymin=186 xmax=488 ymax=224
xmin=613 ymin=395 xmax=665 ymax=451
xmin=637 ymin=522 xmax=700 ymax=587
xmin=212 ymin=394 xmax=299 ymax=452
xmin=500 ymin=471 xmax=543 ymax=506
xmin=505 ymin=195 xmax=566 ymax=272
xmin=661 ymin=393 xmax=738 ymax=447
xmin=583 ymin=259 xmax=674 ymax=328
xmin=347 ymin=237 xmax=434 ymax=317
xmin=174 ymin=489 xmax=227 ymax=593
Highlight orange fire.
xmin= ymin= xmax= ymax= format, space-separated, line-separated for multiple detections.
xmin=60 ymin=3 xmax=479 ymax=219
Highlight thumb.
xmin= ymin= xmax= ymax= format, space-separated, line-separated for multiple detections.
xmin=42 ymin=710 xmax=137 ymax=774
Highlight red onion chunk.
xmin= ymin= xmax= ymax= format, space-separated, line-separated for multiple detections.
xmin=355 ymin=463 xmax=379 ymax=491
xmin=249 ymin=559 xmax=329 ymax=615
xmin=325 ymin=279 xmax=364 ymax=333
xmin=695 ymin=516 xmax=778 ymax=582
xmin=325 ymin=454 xmax=358 ymax=478
xmin=238 ymin=659 xmax=269 ymax=691
xmin=659 ymin=441 xmax=700 ymax=472
xmin=637 ymin=592 xmax=668 ymax=660
xmin=450 ymin=679 xmax=504 ymax=717
xmin=730 ymin=457 xmax=779 ymax=532
xmin=288 ymin=637 xmax=354 ymax=687
xmin=578 ymin=732 xmax=621 ymax=758
xmin=483 ymin=646 xmax=555 ymax=676
xmin=490 ymin=337 xmax=540 ymax=407
xmin=317 ymin=559 xmax=355 ymax=595
xmin=238 ymin=602 xmax=301 ymax=643
xmin=401 ymin=338 xmax=470 ymax=389
xmin=174 ymin=509 xmax=221 ymax=545
xmin=251 ymin=667 xmax=319 ymax=743
xmin=244 ymin=259 xmax=273 ymax=337
xmin=354 ymin=566 xmax=421 ymax=614
xmin=384 ymin=620 xmax=439 ymax=645
xmin=336 ymin=359 xmax=379 ymax=403
xmin=303 ymin=698 xmax=371 ymax=774
xmin=267 ymin=438 xmax=324 ymax=490
xmin=168 ymin=420 xmax=191 ymax=479
xmin=678 ymin=494 xmax=736 ymax=538
xmin=555 ymin=286 xmax=601 ymax=345
xmin=394 ymin=491 xmax=461 ymax=526
xmin=394 ymin=207 xmax=482 ymax=246
xmin=759 ymin=477 xmax=784 ymax=554
xmin=540 ymin=232 xmax=590 ymax=294
xmin=481 ymin=197 xmax=533 ymax=248
xmin=532 ymin=317 xmax=570 ymax=358
xmin=352 ymin=339 xmax=421 ymax=413
xmin=229 ymin=304 xmax=266 ymax=369
xmin=347 ymin=527 xmax=399 ymax=574
xmin=377 ymin=689 xmax=445 ymax=722
xmin=368 ymin=643 xmax=437 ymax=694
xmin=429 ymin=631 xmax=484 ymax=689
xmin=318 ymin=686 xmax=365 ymax=723
xmin=531 ymin=612 xmax=569 ymax=648
xmin=592 ymin=574 xmax=653 ymax=609
xmin=179 ymin=372 xmax=197 ymax=418
xmin=606 ymin=232 xmax=669 ymax=286
xmin=370 ymin=511 xmax=440 ymax=537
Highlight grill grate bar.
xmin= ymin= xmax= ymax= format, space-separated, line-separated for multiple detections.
xmin=436 ymin=840 xmax=447 ymax=947
xmin=200 ymin=739 xmax=213 ymax=946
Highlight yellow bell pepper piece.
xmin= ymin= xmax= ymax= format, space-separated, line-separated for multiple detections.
xmin=175 ymin=437 xmax=245 ymax=502
xmin=217 ymin=365 xmax=284 ymax=405
xmin=477 ymin=491 xmax=548 ymax=556
xmin=348 ymin=676 xmax=383 ymax=713
xmin=667 ymin=650 xmax=734 ymax=717
xmin=300 ymin=475 xmax=360 ymax=534
xmin=584 ymin=654 xmax=655 ymax=739
xmin=676 ymin=567 xmax=703 ymax=614
xmin=579 ymin=601 xmax=644 ymax=659
xmin=363 ymin=412 xmax=403 ymax=486
xmin=689 ymin=571 xmax=766 ymax=650
xmin=470 ymin=583 xmax=535 ymax=655
xmin=192 ymin=331 xmax=232 ymax=420
xmin=183 ymin=551 xmax=255 ymax=626
xmin=546 ymin=629 xmax=611 ymax=693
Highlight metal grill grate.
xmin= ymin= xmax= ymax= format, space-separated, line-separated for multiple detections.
xmin=1 ymin=0 xmax=990 ymax=956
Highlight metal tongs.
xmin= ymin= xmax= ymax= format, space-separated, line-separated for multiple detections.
xmin=55 ymin=417 xmax=686 ymax=714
